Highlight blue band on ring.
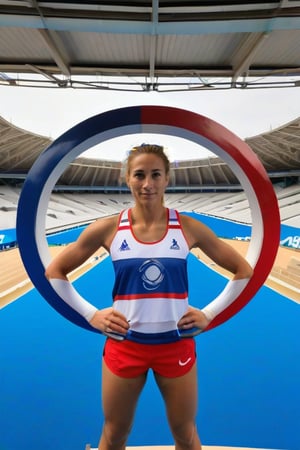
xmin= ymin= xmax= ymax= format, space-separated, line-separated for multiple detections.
xmin=16 ymin=105 xmax=280 ymax=339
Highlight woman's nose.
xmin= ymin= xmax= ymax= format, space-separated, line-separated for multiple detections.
xmin=143 ymin=176 xmax=153 ymax=189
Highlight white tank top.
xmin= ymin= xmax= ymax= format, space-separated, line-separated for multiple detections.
xmin=110 ymin=208 xmax=190 ymax=336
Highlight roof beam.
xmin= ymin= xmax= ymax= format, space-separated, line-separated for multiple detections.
xmin=4 ymin=1 xmax=300 ymax=14
xmin=37 ymin=28 xmax=71 ymax=78
xmin=1 ymin=14 xmax=300 ymax=34
xmin=25 ymin=63 xmax=69 ymax=86
xmin=27 ymin=0 xmax=71 ymax=77
xmin=232 ymin=32 xmax=270 ymax=82
xmin=149 ymin=0 xmax=159 ymax=85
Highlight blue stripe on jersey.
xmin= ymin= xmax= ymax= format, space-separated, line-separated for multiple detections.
xmin=112 ymin=257 xmax=188 ymax=300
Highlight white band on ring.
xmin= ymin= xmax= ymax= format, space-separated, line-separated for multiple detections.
xmin=49 ymin=278 xmax=98 ymax=322
xmin=201 ymin=278 xmax=249 ymax=322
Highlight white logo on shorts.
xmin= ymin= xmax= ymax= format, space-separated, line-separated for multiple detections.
xmin=178 ymin=357 xmax=192 ymax=366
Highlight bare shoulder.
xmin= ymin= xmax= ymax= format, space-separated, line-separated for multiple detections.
xmin=79 ymin=213 xmax=120 ymax=249
xmin=91 ymin=213 xmax=119 ymax=233
xmin=179 ymin=213 xmax=198 ymax=227
xmin=96 ymin=213 xmax=119 ymax=228
xmin=179 ymin=212 xmax=217 ymax=248
xmin=179 ymin=212 xmax=207 ymax=232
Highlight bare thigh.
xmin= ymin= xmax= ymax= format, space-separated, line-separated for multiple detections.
xmin=101 ymin=358 xmax=147 ymax=431
xmin=154 ymin=363 xmax=199 ymax=438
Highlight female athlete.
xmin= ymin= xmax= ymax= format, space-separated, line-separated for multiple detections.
xmin=45 ymin=144 xmax=253 ymax=450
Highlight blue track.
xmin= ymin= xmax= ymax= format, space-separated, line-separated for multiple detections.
xmin=0 ymin=253 xmax=299 ymax=450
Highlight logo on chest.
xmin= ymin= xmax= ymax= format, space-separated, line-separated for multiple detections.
xmin=139 ymin=259 xmax=165 ymax=290
xmin=119 ymin=239 xmax=130 ymax=251
xmin=170 ymin=238 xmax=180 ymax=250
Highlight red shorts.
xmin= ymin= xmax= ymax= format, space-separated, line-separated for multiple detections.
xmin=103 ymin=338 xmax=196 ymax=378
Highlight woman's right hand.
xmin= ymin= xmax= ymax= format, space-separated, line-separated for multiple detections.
xmin=89 ymin=307 xmax=130 ymax=336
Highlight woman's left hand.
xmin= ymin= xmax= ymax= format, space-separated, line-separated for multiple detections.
xmin=177 ymin=306 xmax=210 ymax=332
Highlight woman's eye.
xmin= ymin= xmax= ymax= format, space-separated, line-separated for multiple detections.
xmin=134 ymin=172 xmax=144 ymax=179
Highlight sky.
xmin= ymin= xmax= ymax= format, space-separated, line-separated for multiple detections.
xmin=1 ymin=82 xmax=300 ymax=161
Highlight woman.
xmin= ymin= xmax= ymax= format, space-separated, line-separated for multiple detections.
xmin=45 ymin=144 xmax=253 ymax=450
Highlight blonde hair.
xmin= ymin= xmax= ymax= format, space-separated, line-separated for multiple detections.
xmin=126 ymin=144 xmax=170 ymax=176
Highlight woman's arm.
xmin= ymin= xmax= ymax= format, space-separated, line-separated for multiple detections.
xmin=180 ymin=214 xmax=253 ymax=279
xmin=45 ymin=215 xmax=117 ymax=280
xmin=45 ymin=215 xmax=129 ymax=336
xmin=178 ymin=214 xmax=253 ymax=331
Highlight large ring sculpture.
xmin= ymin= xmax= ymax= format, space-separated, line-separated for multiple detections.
xmin=17 ymin=105 xmax=280 ymax=335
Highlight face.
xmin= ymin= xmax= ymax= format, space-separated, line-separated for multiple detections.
xmin=126 ymin=153 xmax=169 ymax=205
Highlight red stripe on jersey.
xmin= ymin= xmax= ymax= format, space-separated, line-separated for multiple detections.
xmin=114 ymin=292 xmax=188 ymax=301
xmin=118 ymin=225 xmax=131 ymax=231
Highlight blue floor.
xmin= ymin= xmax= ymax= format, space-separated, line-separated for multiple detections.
xmin=0 ymin=254 xmax=299 ymax=450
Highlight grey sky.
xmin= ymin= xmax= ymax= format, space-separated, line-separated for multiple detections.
xmin=1 ymin=83 xmax=300 ymax=161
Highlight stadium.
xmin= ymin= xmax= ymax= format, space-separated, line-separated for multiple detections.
xmin=0 ymin=2 xmax=300 ymax=450
xmin=1 ymin=113 xmax=299 ymax=302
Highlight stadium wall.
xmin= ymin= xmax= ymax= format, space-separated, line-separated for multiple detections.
xmin=1 ymin=213 xmax=299 ymax=250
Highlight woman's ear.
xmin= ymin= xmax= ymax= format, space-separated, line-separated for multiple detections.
xmin=165 ymin=173 xmax=170 ymax=188
xmin=126 ymin=172 xmax=130 ymax=188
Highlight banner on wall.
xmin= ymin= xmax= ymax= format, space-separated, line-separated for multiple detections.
xmin=280 ymin=225 xmax=300 ymax=249
xmin=0 ymin=228 xmax=17 ymax=250
xmin=0 ymin=215 xmax=299 ymax=250
xmin=185 ymin=213 xmax=300 ymax=250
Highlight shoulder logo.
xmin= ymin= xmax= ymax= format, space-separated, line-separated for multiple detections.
xmin=170 ymin=238 xmax=180 ymax=250
xmin=119 ymin=239 xmax=130 ymax=251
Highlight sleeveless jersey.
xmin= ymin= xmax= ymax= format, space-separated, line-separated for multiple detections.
xmin=110 ymin=208 xmax=190 ymax=338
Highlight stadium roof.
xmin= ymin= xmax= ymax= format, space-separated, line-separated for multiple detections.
xmin=0 ymin=113 xmax=299 ymax=190
xmin=1 ymin=1 xmax=299 ymax=190
xmin=1 ymin=1 xmax=300 ymax=91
